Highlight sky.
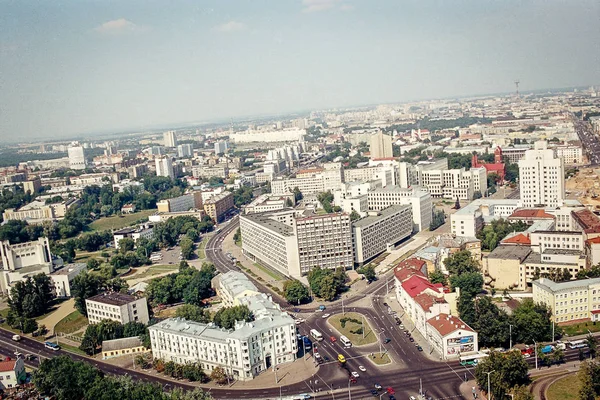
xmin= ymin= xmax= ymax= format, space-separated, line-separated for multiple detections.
xmin=0 ymin=0 xmax=599 ymax=140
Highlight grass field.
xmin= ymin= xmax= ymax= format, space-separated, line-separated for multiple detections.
xmin=74 ymin=250 xmax=106 ymax=263
xmin=253 ymin=263 xmax=284 ymax=281
xmin=126 ymin=264 xmax=178 ymax=281
xmin=328 ymin=312 xmax=377 ymax=346
xmin=546 ymin=374 xmax=580 ymax=400
xmin=370 ymin=352 xmax=391 ymax=365
xmin=55 ymin=310 xmax=88 ymax=334
xmin=562 ymin=321 xmax=600 ymax=336
xmin=89 ymin=209 xmax=156 ymax=231
xmin=197 ymin=238 xmax=208 ymax=259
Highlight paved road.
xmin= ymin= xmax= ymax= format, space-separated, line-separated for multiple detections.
xmin=573 ymin=116 xmax=600 ymax=166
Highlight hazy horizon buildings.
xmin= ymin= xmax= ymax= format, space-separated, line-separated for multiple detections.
xmin=164 ymin=131 xmax=177 ymax=148
xmin=67 ymin=143 xmax=86 ymax=170
xmin=369 ymin=131 xmax=393 ymax=159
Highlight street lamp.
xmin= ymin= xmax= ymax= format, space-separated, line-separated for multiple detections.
xmin=533 ymin=340 xmax=538 ymax=370
xmin=485 ymin=370 xmax=495 ymax=400
xmin=378 ymin=330 xmax=386 ymax=356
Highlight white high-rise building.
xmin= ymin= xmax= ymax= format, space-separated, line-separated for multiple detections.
xmin=164 ymin=131 xmax=177 ymax=148
xmin=369 ymin=131 xmax=393 ymax=159
xmin=177 ymin=144 xmax=193 ymax=158
xmin=214 ymin=141 xmax=228 ymax=155
xmin=155 ymin=156 xmax=174 ymax=179
xmin=68 ymin=143 xmax=86 ymax=170
xmin=519 ymin=141 xmax=565 ymax=208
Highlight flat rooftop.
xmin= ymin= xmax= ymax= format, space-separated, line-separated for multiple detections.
xmin=241 ymin=213 xmax=294 ymax=236
xmin=353 ymin=204 xmax=411 ymax=228
xmin=487 ymin=245 xmax=531 ymax=261
xmin=87 ymin=292 xmax=138 ymax=306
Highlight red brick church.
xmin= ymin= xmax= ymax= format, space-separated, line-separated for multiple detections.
xmin=472 ymin=147 xmax=505 ymax=184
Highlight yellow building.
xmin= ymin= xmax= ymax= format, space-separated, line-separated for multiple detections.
xmin=533 ymin=277 xmax=600 ymax=324
xmin=101 ymin=337 xmax=148 ymax=360
xmin=204 ymin=192 xmax=234 ymax=222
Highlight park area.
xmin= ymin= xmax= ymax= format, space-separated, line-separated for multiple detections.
xmin=328 ymin=312 xmax=377 ymax=346
xmin=546 ymin=374 xmax=580 ymax=400
xmin=89 ymin=209 xmax=156 ymax=231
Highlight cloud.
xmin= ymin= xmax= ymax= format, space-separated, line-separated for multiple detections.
xmin=215 ymin=21 xmax=246 ymax=33
xmin=302 ymin=0 xmax=341 ymax=13
xmin=94 ymin=19 xmax=141 ymax=35
xmin=340 ymin=4 xmax=354 ymax=11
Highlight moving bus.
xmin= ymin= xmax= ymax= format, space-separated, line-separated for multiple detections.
xmin=568 ymin=339 xmax=588 ymax=349
xmin=340 ymin=335 xmax=352 ymax=348
xmin=459 ymin=353 xmax=488 ymax=367
xmin=310 ymin=329 xmax=323 ymax=341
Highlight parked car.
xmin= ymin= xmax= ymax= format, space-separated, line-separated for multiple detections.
xmin=384 ymin=338 xmax=391 ymax=343
xmin=330 ymin=336 xmax=337 ymax=343
xmin=374 ymin=383 xmax=382 ymax=390
xmin=358 ymin=365 xmax=366 ymax=372
xmin=12 ymin=335 xmax=20 ymax=342
xmin=44 ymin=342 xmax=60 ymax=351
xmin=409 ymin=337 xmax=414 ymax=342
xmin=351 ymin=371 xmax=359 ymax=378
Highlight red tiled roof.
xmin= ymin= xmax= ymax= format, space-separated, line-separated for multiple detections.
xmin=414 ymin=292 xmax=446 ymax=312
xmin=587 ymin=237 xmax=600 ymax=245
xmin=401 ymin=275 xmax=443 ymax=299
xmin=480 ymin=163 xmax=505 ymax=171
xmin=509 ymin=208 xmax=555 ymax=219
xmin=394 ymin=265 xmax=425 ymax=283
xmin=501 ymin=233 xmax=531 ymax=245
xmin=573 ymin=209 xmax=600 ymax=233
xmin=591 ymin=310 xmax=600 ymax=314
xmin=427 ymin=313 xmax=475 ymax=336
xmin=0 ymin=360 xmax=16 ymax=373
xmin=297 ymin=168 xmax=324 ymax=175
xmin=398 ymin=258 xmax=427 ymax=270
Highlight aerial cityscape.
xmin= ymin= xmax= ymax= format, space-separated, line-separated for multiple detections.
xmin=1 ymin=1 xmax=600 ymax=400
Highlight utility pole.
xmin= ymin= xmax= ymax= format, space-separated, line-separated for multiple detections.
xmin=533 ymin=340 xmax=538 ymax=370
xmin=486 ymin=370 xmax=495 ymax=400
xmin=348 ymin=379 xmax=352 ymax=400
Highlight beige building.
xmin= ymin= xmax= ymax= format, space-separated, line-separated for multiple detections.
xmin=157 ymin=192 xmax=203 ymax=213
xmin=102 ymin=337 xmax=148 ymax=360
xmin=2 ymin=198 xmax=79 ymax=224
xmin=86 ymin=293 xmax=150 ymax=325
xmin=533 ymin=277 xmax=600 ymax=324
xmin=426 ymin=314 xmax=478 ymax=360
xmin=22 ymin=178 xmax=41 ymax=194
xmin=203 ymin=192 xmax=234 ymax=222
xmin=369 ymin=131 xmax=393 ymax=159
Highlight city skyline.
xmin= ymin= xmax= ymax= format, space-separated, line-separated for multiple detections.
xmin=1 ymin=0 xmax=599 ymax=140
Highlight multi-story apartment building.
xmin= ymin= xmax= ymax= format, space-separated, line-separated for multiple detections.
xmin=271 ymin=175 xmax=325 ymax=196
xmin=86 ymin=292 xmax=150 ymax=325
xmin=214 ymin=141 xmax=228 ymax=154
xmin=113 ymin=225 xmax=154 ymax=249
xmin=155 ymin=156 xmax=175 ymax=179
xmin=149 ymin=293 xmax=297 ymax=381
xmin=352 ymin=205 xmax=413 ymax=264
xmin=204 ymin=192 xmax=234 ymax=222
xmin=533 ymin=277 xmax=600 ymax=324
xmin=50 ymin=263 xmax=87 ymax=297
xmin=2 ymin=198 xmax=80 ymax=224
xmin=369 ymin=131 xmax=393 ymax=159
xmin=164 ymin=131 xmax=177 ymax=148
xmin=367 ymin=186 xmax=432 ymax=232
xmin=177 ymin=144 xmax=193 ymax=158
xmin=344 ymin=165 xmax=396 ymax=187
xmin=157 ymin=192 xmax=203 ymax=213
xmin=295 ymin=213 xmax=353 ymax=275
xmin=22 ymin=178 xmax=41 ymax=194
xmin=68 ymin=143 xmax=86 ymax=170
xmin=192 ymin=164 xmax=230 ymax=179
xmin=499 ymin=145 xmax=532 ymax=164
xmin=519 ymin=141 xmax=565 ymax=208
xmin=450 ymin=199 xmax=520 ymax=237
xmin=554 ymin=144 xmax=583 ymax=165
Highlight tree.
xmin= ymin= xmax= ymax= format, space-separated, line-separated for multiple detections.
xmin=510 ymin=299 xmax=552 ymax=344
xmin=293 ymin=187 xmax=303 ymax=202
xmin=473 ymin=190 xmax=482 ymax=199
xmin=210 ymin=366 xmax=228 ymax=385
xmin=429 ymin=270 xmax=447 ymax=285
xmin=578 ymin=360 xmax=597 ymax=400
xmin=118 ymin=237 xmax=135 ymax=254
xmin=443 ymin=250 xmax=480 ymax=276
xmin=283 ymin=280 xmax=310 ymax=304
xmin=175 ymin=304 xmax=211 ymax=323
xmin=9 ymin=274 xmax=55 ymax=319
xmin=33 ymin=355 xmax=102 ymax=400
xmin=477 ymin=218 xmax=528 ymax=251
xmin=233 ymin=228 xmax=241 ymax=244
xmin=357 ymin=264 xmax=376 ymax=282
xmin=307 ymin=266 xmax=345 ymax=301
xmin=349 ymin=210 xmax=361 ymax=221
xmin=71 ymin=272 xmax=103 ymax=316
xmin=510 ymin=385 xmax=534 ymax=400
xmin=474 ymin=350 xmax=530 ymax=400
xmin=183 ymin=263 xmax=216 ymax=306
xmin=213 ymin=305 xmax=254 ymax=330
xmin=430 ymin=208 xmax=445 ymax=230
xmin=449 ymin=271 xmax=483 ymax=298
xmin=180 ymin=237 xmax=195 ymax=260
xmin=587 ymin=334 xmax=598 ymax=359
xmin=286 ymin=198 xmax=294 ymax=207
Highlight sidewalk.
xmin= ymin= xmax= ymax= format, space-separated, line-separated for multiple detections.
xmin=39 ymin=298 xmax=75 ymax=334
xmin=375 ymin=233 xmax=432 ymax=275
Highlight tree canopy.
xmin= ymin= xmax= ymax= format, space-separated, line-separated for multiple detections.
xmin=283 ymin=280 xmax=310 ymax=304
xmin=307 ymin=267 xmax=347 ymax=301
xmin=213 ymin=305 xmax=254 ymax=330
xmin=474 ymin=350 xmax=530 ymax=400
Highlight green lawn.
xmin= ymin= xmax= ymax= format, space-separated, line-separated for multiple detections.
xmin=74 ymin=250 xmax=106 ymax=263
xmin=57 ymin=342 xmax=87 ymax=356
xmin=54 ymin=310 xmax=88 ymax=334
xmin=89 ymin=209 xmax=156 ymax=231
xmin=328 ymin=312 xmax=377 ymax=346
xmin=253 ymin=263 xmax=284 ymax=281
xmin=126 ymin=264 xmax=178 ymax=281
xmin=197 ymin=238 xmax=208 ymax=259
xmin=546 ymin=374 xmax=579 ymax=400
xmin=370 ymin=352 xmax=391 ymax=365
xmin=561 ymin=321 xmax=600 ymax=336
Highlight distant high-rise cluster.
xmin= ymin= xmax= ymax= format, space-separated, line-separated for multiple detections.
xmin=155 ymin=156 xmax=174 ymax=179
xmin=67 ymin=142 xmax=86 ymax=170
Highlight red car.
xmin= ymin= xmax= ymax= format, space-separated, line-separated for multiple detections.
xmin=387 ymin=387 xmax=395 ymax=395
xmin=330 ymin=336 xmax=337 ymax=343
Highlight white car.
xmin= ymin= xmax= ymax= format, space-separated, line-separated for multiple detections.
xmin=358 ymin=365 xmax=366 ymax=372
xmin=351 ymin=371 xmax=359 ymax=378
xmin=322 ymin=313 xmax=331 ymax=319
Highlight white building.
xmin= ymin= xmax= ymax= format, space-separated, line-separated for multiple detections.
xmin=533 ymin=277 xmax=600 ymax=324
xmin=177 ymin=144 xmax=194 ymax=158
xmin=450 ymin=199 xmax=520 ymax=237
xmin=149 ymin=294 xmax=297 ymax=381
xmin=68 ymin=143 xmax=86 ymax=170
xmin=231 ymin=128 xmax=305 ymax=143
xmin=352 ymin=205 xmax=413 ymax=264
xmin=0 ymin=358 xmax=25 ymax=390
xmin=50 ymin=263 xmax=87 ymax=297
xmin=367 ymin=186 xmax=432 ymax=232
xmin=214 ymin=141 xmax=228 ymax=155
xmin=212 ymin=271 xmax=261 ymax=306
xmin=426 ymin=314 xmax=478 ymax=359
xmin=86 ymin=293 xmax=150 ymax=325
xmin=519 ymin=141 xmax=565 ymax=208
xmin=369 ymin=131 xmax=393 ymax=159
xmin=0 ymin=238 xmax=54 ymax=294
xmin=155 ymin=156 xmax=175 ymax=179
xmin=554 ymin=144 xmax=583 ymax=165
xmin=164 ymin=131 xmax=178 ymax=148
xmin=113 ymin=225 xmax=155 ymax=249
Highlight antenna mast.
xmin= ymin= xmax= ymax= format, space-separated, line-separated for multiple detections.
xmin=514 ymin=80 xmax=520 ymax=97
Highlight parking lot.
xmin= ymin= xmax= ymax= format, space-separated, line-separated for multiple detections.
xmin=150 ymin=247 xmax=183 ymax=265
